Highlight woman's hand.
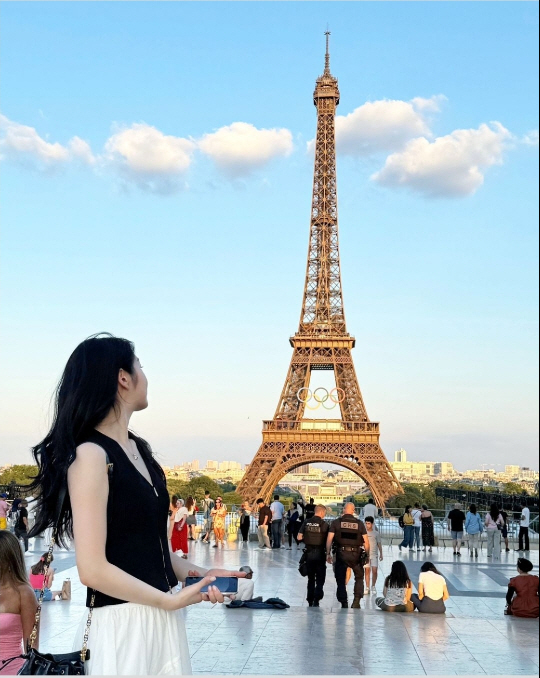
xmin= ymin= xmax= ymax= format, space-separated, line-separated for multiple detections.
xmin=160 ymin=576 xmax=225 ymax=611
xmin=205 ymin=568 xmax=247 ymax=579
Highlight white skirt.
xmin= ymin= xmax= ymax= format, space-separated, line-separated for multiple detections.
xmin=73 ymin=602 xmax=192 ymax=675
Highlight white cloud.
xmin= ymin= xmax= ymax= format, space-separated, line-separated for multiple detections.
xmin=371 ymin=122 xmax=512 ymax=198
xmin=103 ymin=123 xmax=195 ymax=194
xmin=197 ymin=122 xmax=293 ymax=177
xmin=333 ymin=95 xmax=446 ymax=157
xmin=0 ymin=114 xmax=95 ymax=171
xmin=521 ymin=130 xmax=539 ymax=146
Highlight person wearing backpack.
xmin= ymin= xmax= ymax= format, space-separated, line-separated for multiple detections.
xmin=465 ymin=504 xmax=483 ymax=557
xmin=398 ymin=506 xmax=415 ymax=551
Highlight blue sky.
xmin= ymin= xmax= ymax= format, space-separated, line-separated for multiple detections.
xmin=1 ymin=2 xmax=538 ymax=472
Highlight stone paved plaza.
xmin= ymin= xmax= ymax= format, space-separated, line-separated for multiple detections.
xmin=23 ymin=537 xmax=539 ymax=676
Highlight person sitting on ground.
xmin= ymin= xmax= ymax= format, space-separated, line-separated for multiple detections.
xmin=364 ymin=516 xmax=383 ymax=595
xmin=505 ymin=558 xmax=539 ymax=618
xmin=411 ymin=562 xmax=449 ymax=614
xmin=376 ymin=561 xmax=414 ymax=613
xmin=0 ymin=531 xmax=39 ymax=675
xmin=29 ymin=553 xmax=63 ymax=602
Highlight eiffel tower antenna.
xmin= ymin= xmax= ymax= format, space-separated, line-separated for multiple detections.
xmin=237 ymin=36 xmax=402 ymax=508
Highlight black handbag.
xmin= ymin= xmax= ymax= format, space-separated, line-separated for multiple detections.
xmin=298 ymin=550 xmax=308 ymax=577
xmin=1 ymin=469 xmax=111 ymax=676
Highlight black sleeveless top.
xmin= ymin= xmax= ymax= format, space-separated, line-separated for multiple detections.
xmin=81 ymin=430 xmax=177 ymax=607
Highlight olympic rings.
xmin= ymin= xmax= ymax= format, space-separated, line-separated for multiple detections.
xmin=296 ymin=387 xmax=345 ymax=411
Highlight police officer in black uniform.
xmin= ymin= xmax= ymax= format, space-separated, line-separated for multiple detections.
xmin=326 ymin=502 xmax=369 ymax=608
xmin=298 ymin=504 xmax=329 ymax=606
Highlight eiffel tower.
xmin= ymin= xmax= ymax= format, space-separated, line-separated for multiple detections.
xmin=237 ymin=34 xmax=402 ymax=507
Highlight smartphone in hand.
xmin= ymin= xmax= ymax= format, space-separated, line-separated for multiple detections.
xmin=184 ymin=576 xmax=238 ymax=594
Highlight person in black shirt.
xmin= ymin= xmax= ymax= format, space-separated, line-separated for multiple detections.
xmin=305 ymin=498 xmax=315 ymax=521
xmin=255 ymin=498 xmax=272 ymax=549
xmin=326 ymin=503 xmax=369 ymax=609
xmin=500 ymin=509 xmax=510 ymax=552
xmin=298 ymin=505 xmax=329 ymax=606
xmin=26 ymin=334 xmax=242 ymax=675
xmin=447 ymin=503 xmax=466 ymax=556
xmin=14 ymin=500 xmax=29 ymax=552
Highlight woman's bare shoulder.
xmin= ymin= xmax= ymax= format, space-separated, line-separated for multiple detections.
xmin=18 ymin=583 xmax=37 ymax=608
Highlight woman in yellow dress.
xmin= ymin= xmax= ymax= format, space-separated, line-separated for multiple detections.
xmin=211 ymin=498 xmax=227 ymax=548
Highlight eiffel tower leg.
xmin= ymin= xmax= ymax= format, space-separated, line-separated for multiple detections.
xmin=236 ymin=442 xmax=290 ymax=505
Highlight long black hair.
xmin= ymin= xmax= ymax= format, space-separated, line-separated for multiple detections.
xmin=469 ymin=504 xmax=477 ymax=514
xmin=421 ymin=561 xmax=441 ymax=575
xmin=489 ymin=503 xmax=500 ymax=522
xmin=385 ymin=561 xmax=411 ymax=589
xmin=28 ymin=333 xmax=156 ymax=545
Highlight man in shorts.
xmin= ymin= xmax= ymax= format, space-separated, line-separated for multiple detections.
xmin=447 ymin=503 xmax=466 ymax=556
xmin=364 ymin=516 xmax=383 ymax=594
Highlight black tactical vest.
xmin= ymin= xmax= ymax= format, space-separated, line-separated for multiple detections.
xmin=302 ymin=516 xmax=328 ymax=547
xmin=332 ymin=515 xmax=365 ymax=548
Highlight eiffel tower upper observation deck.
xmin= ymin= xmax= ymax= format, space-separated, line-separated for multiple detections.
xmin=237 ymin=34 xmax=402 ymax=507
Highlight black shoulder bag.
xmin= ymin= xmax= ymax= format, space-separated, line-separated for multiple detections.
xmin=1 ymin=459 xmax=113 ymax=675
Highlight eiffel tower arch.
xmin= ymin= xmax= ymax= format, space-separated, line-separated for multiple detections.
xmin=237 ymin=34 xmax=402 ymax=507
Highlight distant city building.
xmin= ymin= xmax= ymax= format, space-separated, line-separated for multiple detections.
xmin=295 ymin=464 xmax=310 ymax=474
xmin=394 ymin=449 xmax=407 ymax=463
xmin=205 ymin=460 xmax=218 ymax=471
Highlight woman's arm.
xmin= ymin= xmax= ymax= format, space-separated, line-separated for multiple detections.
xmin=417 ymin=582 xmax=424 ymax=600
xmin=19 ymin=584 xmax=39 ymax=649
xmin=68 ymin=443 xmax=222 ymax=611
xmin=442 ymin=584 xmax=450 ymax=601
xmin=168 ymin=551 xmax=247 ymax=584
xmin=45 ymin=567 xmax=54 ymax=589
xmin=506 ymin=585 xmax=516 ymax=606
xmin=405 ymin=582 xmax=412 ymax=603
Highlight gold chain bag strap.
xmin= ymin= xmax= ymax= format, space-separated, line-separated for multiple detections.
xmin=4 ymin=459 xmax=113 ymax=675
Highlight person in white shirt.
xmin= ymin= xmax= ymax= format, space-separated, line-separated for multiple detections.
xmin=411 ymin=562 xmax=449 ymax=614
xmin=411 ymin=502 xmax=423 ymax=551
xmin=362 ymin=499 xmax=377 ymax=522
xmin=269 ymin=495 xmax=285 ymax=549
xmin=364 ymin=517 xmax=383 ymax=594
xmin=517 ymin=504 xmax=530 ymax=552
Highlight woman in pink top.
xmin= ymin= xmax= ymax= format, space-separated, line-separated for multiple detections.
xmin=0 ymin=532 xmax=39 ymax=674
xmin=485 ymin=503 xmax=505 ymax=559
xmin=29 ymin=552 xmax=63 ymax=602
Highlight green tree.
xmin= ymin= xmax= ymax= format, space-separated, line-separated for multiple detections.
xmin=0 ymin=465 xmax=38 ymax=485
xmin=503 ymin=482 xmax=527 ymax=495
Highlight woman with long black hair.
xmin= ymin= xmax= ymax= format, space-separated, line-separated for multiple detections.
xmin=376 ymin=561 xmax=414 ymax=612
xmin=27 ymin=334 xmax=240 ymax=675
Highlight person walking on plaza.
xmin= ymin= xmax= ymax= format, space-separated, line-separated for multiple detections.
xmin=0 ymin=531 xmax=39 ymax=675
xmin=411 ymin=562 xmax=450 ymax=614
xmin=326 ymin=502 xmax=369 ymax=609
xmin=364 ymin=516 xmax=383 ymax=594
xmin=14 ymin=500 xmax=29 ymax=553
xmin=185 ymin=496 xmax=197 ymax=541
xmin=298 ymin=504 xmax=329 ymax=607
xmin=286 ymin=502 xmax=300 ymax=549
xmin=421 ymin=504 xmax=435 ymax=552
xmin=485 ymin=503 xmax=504 ymax=559
xmin=269 ymin=494 xmax=285 ymax=549
xmin=465 ymin=504 xmax=483 ymax=557
xmin=255 ymin=498 xmax=272 ymax=550
xmin=26 ymin=334 xmax=228 ymax=675
xmin=305 ymin=497 xmax=315 ymax=521
xmin=0 ymin=493 xmax=9 ymax=531
xmin=201 ymin=490 xmax=215 ymax=544
xmin=376 ymin=561 xmax=414 ymax=613
xmin=172 ymin=498 xmax=189 ymax=557
xmin=168 ymin=494 xmax=179 ymax=543
xmin=499 ymin=508 xmax=510 ymax=552
xmin=362 ymin=498 xmax=377 ymax=522
xmin=411 ymin=503 xmax=423 ymax=551
xmin=238 ymin=503 xmax=251 ymax=543
xmin=505 ymin=558 xmax=539 ymax=618
xmin=517 ymin=503 xmax=531 ymax=552
xmin=211 ymin=498 xmax=227 ymax=548
xmin=447 ymin=503 xmax=466 ymax=556
xmin=398 ymin=505 xmax=415 ymax=551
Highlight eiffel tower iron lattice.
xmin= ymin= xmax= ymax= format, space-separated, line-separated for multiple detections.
xmin=237 ymin=34 xmax=402 ymax=508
